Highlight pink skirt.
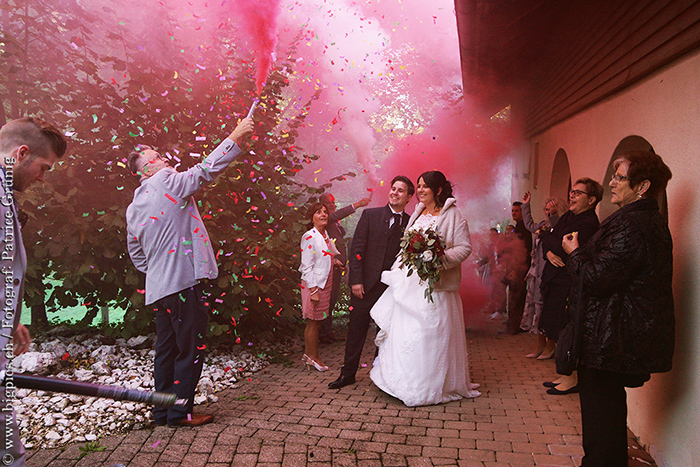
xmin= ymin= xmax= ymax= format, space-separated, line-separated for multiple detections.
xmin=301 ymin=271 xmax=333 ymax=321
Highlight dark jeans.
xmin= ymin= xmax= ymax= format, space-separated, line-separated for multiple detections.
xmin=539 ymin=281 xmax=570 ymax=342
xmin=506 ymin=271 xmax=527 ymax=333
xmin=153 ymin=285 xmax=208 ymax=424
xmin=339 ymin=283 xmax=386 ymax=379
xmin=578 ymin=366 xmax=648 ymax=467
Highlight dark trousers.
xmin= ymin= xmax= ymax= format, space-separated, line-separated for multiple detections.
xmin=539 ymin=281 xmax=570 ymax=342
xmin=339 ymin=283 xmax=386 ymax=379
xmin=153 ymin=285 xmax=208 ymax=424
xmin=506 ymin=272 xmax=527 ymax=334
xmin=578 ymin=366 xmax=629 ymax=467
xmin=320 ymin=267 xmax=343 ymax=337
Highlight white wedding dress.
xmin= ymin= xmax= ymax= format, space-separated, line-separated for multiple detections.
xmin=369 ymin=214 xmax=481 ymax=406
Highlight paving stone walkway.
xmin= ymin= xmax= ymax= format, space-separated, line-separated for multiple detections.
xmin=26 ymin=330 xmax=657 ymax=467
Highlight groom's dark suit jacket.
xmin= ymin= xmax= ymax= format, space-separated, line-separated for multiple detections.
xmin=348 ymin=205 xmax=410 ymax=292
xmin=339 ymin=204 xmax=409 ymax=379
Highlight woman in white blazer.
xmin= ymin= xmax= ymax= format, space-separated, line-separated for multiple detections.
xmin=299 ymin=202 xmax=341 ymax=371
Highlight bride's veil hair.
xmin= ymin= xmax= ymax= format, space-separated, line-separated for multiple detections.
xmin=418 ymin=170 xmax=453 ymax=207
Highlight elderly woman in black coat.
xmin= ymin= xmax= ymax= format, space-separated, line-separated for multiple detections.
xmin=562 ymin=150 xmax=674 ymax=467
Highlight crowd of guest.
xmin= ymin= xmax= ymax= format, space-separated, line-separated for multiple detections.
xmin=296 ymin=152 xmax=674 ymax=467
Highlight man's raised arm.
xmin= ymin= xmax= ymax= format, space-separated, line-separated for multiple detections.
xmin=163 ymin=118 xmax=254 ymax=199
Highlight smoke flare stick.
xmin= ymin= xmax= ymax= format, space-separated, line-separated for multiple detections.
xmin=8 ymin=373 xmax=187 ymax=407
xmin=246 ymin=98 xmax=260 ymax=119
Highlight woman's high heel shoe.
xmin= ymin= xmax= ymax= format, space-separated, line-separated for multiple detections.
xmin=537 ymin=347 xmax=556 ymax=360
xmin=302 ymin=354 xmax=329 ymax=372
xmin=526 ymin=348 xmax=544 ymax=358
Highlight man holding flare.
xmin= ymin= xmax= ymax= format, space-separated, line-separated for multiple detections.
xmin=126 ymin=117 xmax=254 ymax=426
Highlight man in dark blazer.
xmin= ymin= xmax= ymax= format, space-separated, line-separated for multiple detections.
xmin=328 ymin=175 xmax=414 ymax=389
xmin=318 ymin=192 xmax=370 ymax=343
xmin=506 ymin=201 xmax=532 ymax=334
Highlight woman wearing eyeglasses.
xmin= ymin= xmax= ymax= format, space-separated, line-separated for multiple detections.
xmin=537 ymin=178 xmax=603 ymax=395
xmin=562 ymin=151 xmax=673 ymax=467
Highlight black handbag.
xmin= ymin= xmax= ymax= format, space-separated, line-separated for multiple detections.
xmin=555 ymin=321 xmax=578 ymax=376
xmin=555 ymin=272 xmax=585 ymax=376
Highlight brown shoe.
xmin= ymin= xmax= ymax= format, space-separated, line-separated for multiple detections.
xmin=170 ymin=413 xmax=213 ymax=427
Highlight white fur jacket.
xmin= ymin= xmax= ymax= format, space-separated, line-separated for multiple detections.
xmin=406 ymin=197 xmax=472 ymax=291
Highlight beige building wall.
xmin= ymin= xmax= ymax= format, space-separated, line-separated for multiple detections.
xmin=521 ymin=48 xmax=700 ymax=467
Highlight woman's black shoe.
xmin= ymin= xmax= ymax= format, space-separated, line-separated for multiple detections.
xmin=543 ymin=381 xmax=559 ymax=388
xmin=328 ymin=375 xmax=356 ymax=389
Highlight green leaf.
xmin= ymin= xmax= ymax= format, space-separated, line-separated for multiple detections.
xmin=11 ymin=2 xmax=329 ymax=341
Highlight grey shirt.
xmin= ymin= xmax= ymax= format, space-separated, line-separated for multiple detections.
xmin=126 ymin=138 xmax=242 ymax=305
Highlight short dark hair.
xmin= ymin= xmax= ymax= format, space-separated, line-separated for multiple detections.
xmin=0 ymin=117 xmax=67 ymax=159
xmin=512 ymin=201 xmax=522 ymax=207
xmin=575 ymin=177 xmax=604 ymax=208
xmin=127 ymin=144 xmax=153 ymax=176
xmin=391 ymin=175 xmax=415 ymax=196
xmin=319 ymin=192 xmax=334 ymax=205
xmin=305 ymin=202 xmax=327 ymax=229
xmin=617 ymin=150 xmax=672 ymax=199
xmin=418 ymin=171 xmax=452 ymax=207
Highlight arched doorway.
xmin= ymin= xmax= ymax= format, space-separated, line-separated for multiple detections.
xmin=599 ymin=136 xmax=660 ymax=221
xmin=549 ymin=149 xmax=571 ymax=207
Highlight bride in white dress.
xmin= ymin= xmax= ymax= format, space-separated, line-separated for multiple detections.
xmin=370 ymin=171 xmax=481 ymax=406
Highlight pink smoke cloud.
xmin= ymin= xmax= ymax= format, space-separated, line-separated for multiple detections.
xmin=235 ymin=0 xmax=282 ymax=95
xmin=275 ymin=1 xmax=518 ymax=212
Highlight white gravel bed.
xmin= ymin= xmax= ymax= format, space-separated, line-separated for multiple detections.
xmin=8 ymin=331 xmax=269 ymax=450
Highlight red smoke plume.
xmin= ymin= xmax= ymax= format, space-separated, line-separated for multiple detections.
xmin=235 ymin=0 xmax=281 ymax=95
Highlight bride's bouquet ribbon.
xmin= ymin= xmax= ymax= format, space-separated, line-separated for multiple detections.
xmin=398 ymin=227 xmax=446 ymax=302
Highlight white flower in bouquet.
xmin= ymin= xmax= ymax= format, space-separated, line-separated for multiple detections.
xmin=398 ymin=227 xmax=446 ymax=302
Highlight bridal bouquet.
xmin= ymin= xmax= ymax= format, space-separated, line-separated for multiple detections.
xmin=398 ymin=227 xmax=446 ymax=302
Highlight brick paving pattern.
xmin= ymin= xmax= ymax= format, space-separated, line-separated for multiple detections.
xmin=26 ymin=330 xmax=657 ymax=466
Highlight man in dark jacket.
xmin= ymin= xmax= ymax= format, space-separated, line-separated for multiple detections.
xmin=328 ymin=176 xmax=414 ymax=390
xmin=318 ymin=192 xmax=370 ymax=343
xmin=505 ymin=202 xmax=532 ymax=334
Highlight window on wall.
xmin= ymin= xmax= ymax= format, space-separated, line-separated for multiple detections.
xmin=599 ymin=136 xmax=668 ymax=222
xmin=549 ymin=148 xmax=571 ymax=207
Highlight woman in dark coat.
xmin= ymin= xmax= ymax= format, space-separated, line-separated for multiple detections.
xmin=537 ymin=177 xmax=603 ymax=394
xmin=562 ymin=150 xmax=674 ymax=467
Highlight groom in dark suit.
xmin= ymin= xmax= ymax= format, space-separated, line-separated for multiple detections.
xmin=328 ymin=175 xmax=414 ymax=389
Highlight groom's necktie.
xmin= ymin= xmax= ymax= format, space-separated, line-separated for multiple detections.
xmin=391 ymin=213 xmax=402 ymax=231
